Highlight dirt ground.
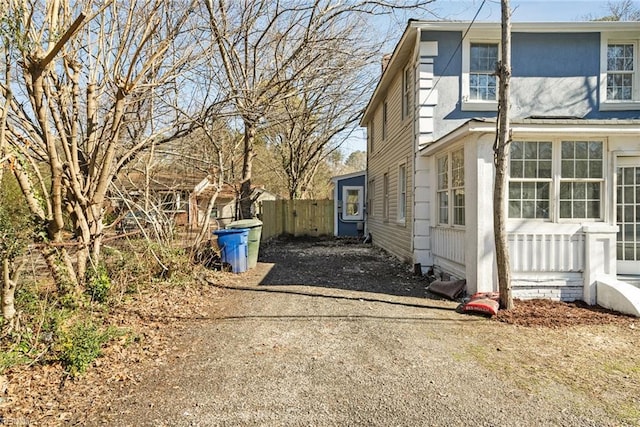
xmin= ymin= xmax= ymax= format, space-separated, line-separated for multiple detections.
xmin=2 ymin=237 xmax=639 ymax=425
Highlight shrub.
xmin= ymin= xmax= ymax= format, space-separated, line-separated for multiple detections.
xmin=56 ymin=321 xmax=114 ymax=377
xmin=86 ymin=265 xmax=111 ymax=303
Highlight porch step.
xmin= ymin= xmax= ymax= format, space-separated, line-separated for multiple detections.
xmin=617 ymin=275 xmax=640 ymax=289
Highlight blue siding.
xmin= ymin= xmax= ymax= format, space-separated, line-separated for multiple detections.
xmin=422 ymin=29 xmax=640 ymax=140
xmin=512 ymin=33 xmax=599 ymax=78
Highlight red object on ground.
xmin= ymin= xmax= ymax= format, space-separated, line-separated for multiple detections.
xmin=462 ymin=292 xmax=500 ymax=316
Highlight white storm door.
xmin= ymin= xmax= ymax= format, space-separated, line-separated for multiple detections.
xmin=616 ymin=156 xmax=640 ymax=274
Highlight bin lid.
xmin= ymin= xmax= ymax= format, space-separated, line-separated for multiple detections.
xmin=227 ymin=219 xmax=263 ymax=229
xmin=213 ymin=228 xmax=249 ymax=235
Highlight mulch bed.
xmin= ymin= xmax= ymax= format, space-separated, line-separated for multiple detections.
xmin=494 ymin=298 xmax=638 ymax=328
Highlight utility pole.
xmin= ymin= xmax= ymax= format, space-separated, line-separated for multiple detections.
xmin=494 ymin=0 xmax=514 ymax=310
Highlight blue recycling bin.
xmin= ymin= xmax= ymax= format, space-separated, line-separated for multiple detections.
xmin=213 ymin=228 xmax=249 ymax=273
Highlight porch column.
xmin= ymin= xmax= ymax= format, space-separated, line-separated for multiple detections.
xmin=582 ymin=223 xmax=618 ymax=304
xmin=466 ymin=134 xmax=496 ymax=294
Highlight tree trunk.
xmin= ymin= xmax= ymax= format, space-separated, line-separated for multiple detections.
xmin=239 ymin=120 xmax=256 ymax=219
xmin=2 ymin=258 xmax=18 ymax=329
xmin=495 ymin=0 xmax=514 ymax=310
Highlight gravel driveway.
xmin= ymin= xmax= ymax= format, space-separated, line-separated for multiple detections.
xmin=89 ymin=238 xmax=631 ymax=426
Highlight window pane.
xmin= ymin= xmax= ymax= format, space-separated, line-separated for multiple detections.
xmin=560 ymin=201 xmax=572 ymax=218
xmin=438 ymin=192 xmax=448 ymax=224
xmin=625 ymin=187 xmax=634 ymax=204
xmin=510 ymin=161 xmax=523 ymax=178
xmin=510 ymin=141 xmax=523 ymax=159
xmin=575 ymin=160 xmax=588 ymax=178
xmin=575 ymin=141 xmax=588 ymax=159
xmin=626 ymin=205 xmax=634 ymax=222
xmin=538 ymin=161 xmax=552 ymax=178
xmin=588 ymin=141 xmax=602 ymax=159
xmin=509 ymin=182 xmax=521 ymax=199
xmin=590 ymin=161 xmax=602 ymax=179
xmin=574 ymin=201 xmax=586 ymax=218
xmin=538 ymin=182 xmax=550 ymax=200
xmin=525 ymin=142 xmax=538 ymax=159
xmin=562 ymin=160 xmax=574 ymax=178
xmin=587 ymin=201 xmax=600 ymax=218
xmin=624 ymin=168 xmax=634 ymax=184
xmin=573 ymin=182 xmax=586 ymax=199
xmin=587 ymin=182 xmax=600 ymax=199
xmin=437 ymin=157 xmax=448 ymax=190
xmin=537 ymin=201 xmax=550 ymax=219
xmin=522 ymin=201 xmax=535 ymax=218
xmin=539 ymin=142 xmax=552 ymax=159
xmin=560 ymin=182 xmax=571 ymax=199
xmin=524 ymin=161 xmax=538 ymax=178
xmin=509 ymin=200 xmax=521 ymax=218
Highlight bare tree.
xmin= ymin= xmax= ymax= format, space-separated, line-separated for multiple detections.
xmin=1 ymin=1 xmax=199 ymax=294
xmin=202 ymin=0 xmax=432 ymax=213
xmin=586 ymin=0 xmax=640 ymax=21
xmin=494 ymin=0 xmax=513 ymax=310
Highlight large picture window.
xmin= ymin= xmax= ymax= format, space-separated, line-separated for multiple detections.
xmin=508 ymin=140 xmax=604 ymax=220
xmin=437 ymin=148 xmax=465 ymax=226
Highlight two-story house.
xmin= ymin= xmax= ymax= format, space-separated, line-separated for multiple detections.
xmin=361 ymin=20 xmax=640 ymax=314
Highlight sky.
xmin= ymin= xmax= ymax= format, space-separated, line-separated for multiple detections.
xmin=340 ymin=0 xmax=637 ymax=155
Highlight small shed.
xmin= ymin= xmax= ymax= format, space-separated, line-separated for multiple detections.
xmin=332 ymin=170 xmax=366 ymax=237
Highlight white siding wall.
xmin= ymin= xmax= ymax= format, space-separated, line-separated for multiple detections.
xmin=367 ymin=64 xmax=414 ymax=263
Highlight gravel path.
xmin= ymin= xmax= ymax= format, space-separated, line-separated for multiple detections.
xmin=88 ymin=239 xmax=623 ymax=426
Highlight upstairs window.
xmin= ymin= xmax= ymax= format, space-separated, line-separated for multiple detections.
xmin=402 ymin=67 xmax=411 ymax=119
xmin=601 ymin=36 xmax=640 ymax=110
xmin=607 ymin=43 xmax=634 ymax=101
xmin=470 ymin=43 xmax=498 ymax=101
xmin=462 ymin=37 xmax=500 ymax=111
xmin=382 ymin=101 xmax=388 ymax=141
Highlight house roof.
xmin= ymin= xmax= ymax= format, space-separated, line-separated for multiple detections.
xmin=360 ymin=20 xmax=640 ymax=127
xmin=419 ymin=117 xmax=640 ymax=156
xmin=331 ymin=170 xmax=366 ymax=182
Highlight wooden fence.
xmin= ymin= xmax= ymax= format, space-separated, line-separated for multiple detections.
xmin=260 ymin=199 xmax=333 ymax=240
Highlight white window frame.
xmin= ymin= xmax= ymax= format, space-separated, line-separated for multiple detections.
xmin=397 ymin=163 xmax=407 ymax=223
xmin=508 ymin=138 xmax=606 ymax=222
xmin=383 ymin=172 xmax=389 ymax=221
xmin=368 ymin=178 xmax=375 ymax=218
xmin=461 ymin=34 xmax=500 ymax=112
xmin=600 ymin=33 xmax=640 ymax=111
xmin=436 ymin=148 xmax=465 ymax=227
xmin=342 ymin=186 xmax=364 ymax=221
xmin=402 ymin=66 xmax=411 ymax=120
xmin=382 ymin=101 xmax=388 ymax=141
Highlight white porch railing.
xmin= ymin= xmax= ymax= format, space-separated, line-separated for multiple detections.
xmin=432 ymin=227 xmax=465 ymax=265
xmin=509 ymin=232 xmax=584 ymax=273
xmin=432 ymin=228 xmax=585 ymax=273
